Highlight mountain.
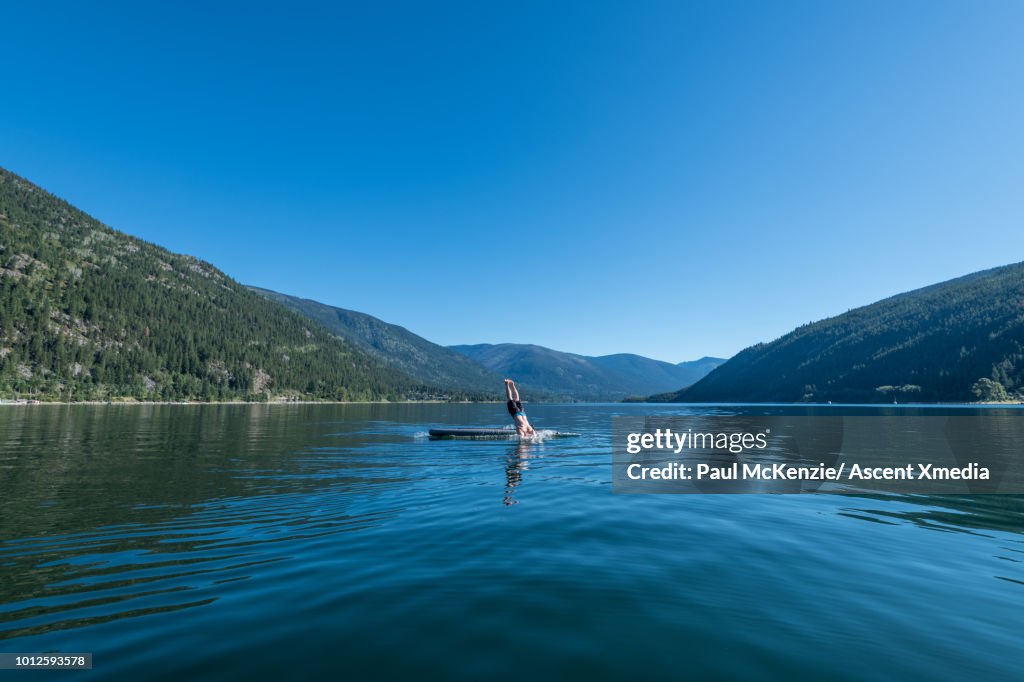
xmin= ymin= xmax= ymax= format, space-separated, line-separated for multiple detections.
xmin=592 ymin=354 xmax=727 ymax=393
xmin=676 ymin=356 xmax=729 ymax=376
xmin=665 ymin=262 xmax=1024 ymax=403
xmin=248 ymin=287 xmax=500 ymax=395
xmin=0 ymin=166 xmax=433 ymax=402
xmin=449 ymin=343 xmax=725 ymax=400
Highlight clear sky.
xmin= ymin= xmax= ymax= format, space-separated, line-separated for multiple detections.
xmin=3 ymin=1 xmax=1022 ymax=362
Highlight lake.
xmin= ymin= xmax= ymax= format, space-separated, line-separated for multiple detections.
xmin=1 ymin=403 xmax=1022 ymax=680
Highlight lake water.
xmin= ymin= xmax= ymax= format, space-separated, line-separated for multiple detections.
xmin=1 ymin=403 xmax=1022 ymax=680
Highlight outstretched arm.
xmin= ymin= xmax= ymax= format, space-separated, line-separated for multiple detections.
xmin=509 ymin=381 xmax=521 ymax=402
xmin=504 ymin=379 xmax=514 ymax=402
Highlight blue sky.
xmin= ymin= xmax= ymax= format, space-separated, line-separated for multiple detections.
xmin=3 ymin=1 xmax=1022 ymax=362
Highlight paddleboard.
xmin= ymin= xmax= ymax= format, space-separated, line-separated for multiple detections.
xmin=428 ymin=428 xmax=579 ymax=440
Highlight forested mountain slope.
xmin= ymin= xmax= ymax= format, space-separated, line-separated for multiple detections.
xmin=0 ymin=166 xmax=431 ymax=401
xmin=667 ymin=263 xmax=1024 ymax=403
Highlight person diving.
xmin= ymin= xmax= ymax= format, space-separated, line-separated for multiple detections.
xmin=504 ymin=379 xmax=536 ymax=437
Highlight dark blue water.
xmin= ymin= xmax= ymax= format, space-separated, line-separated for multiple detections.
xmin=1 ymin=404 xmax=1022 ymax=680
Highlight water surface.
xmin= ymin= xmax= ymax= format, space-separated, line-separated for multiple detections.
xmin=1 ymin=404 xmax=1022 ymax=680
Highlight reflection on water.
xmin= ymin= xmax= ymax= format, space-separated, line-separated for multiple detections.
xmin=0 ymin=403 xmax=1022 ymax=681
xmin=504 ymin=440 xmax=538 ymax=506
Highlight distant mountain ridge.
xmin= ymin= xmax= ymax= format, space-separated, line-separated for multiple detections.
xmin=248 ymin=287 xmax=500 ymax=396
xmin=450 ymin=343 xmax=725 ymax=400
xmin=247 ymin=289 xmax=722 ymax=401
xmin=665 ymin=262 xmax=1024 ymax=403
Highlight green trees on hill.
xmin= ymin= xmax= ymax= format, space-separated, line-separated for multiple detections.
xmin=0 ymin=166 xmax=433 ymax=402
